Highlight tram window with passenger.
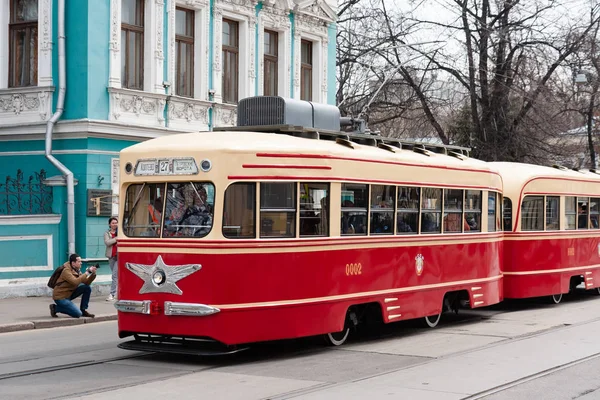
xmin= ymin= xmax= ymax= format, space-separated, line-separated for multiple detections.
xmin=397 ymin=186 xmax=419 ymax=234
xmin=163 ymin=182 xmax=214 ymax=237
xmin=443 ymin=189 xmax=464 ymax=233
xmin=370 ymin=185 xmax=395 ymax=235
xmin=577 ymin=197 xmax=590 ymax=229
xmin=421 ymin=188 xmax=441 ymax=233
xmin=300 ymin=183 xmax=329 ymax=237
xmin=465 ymin=190 xmax=482 ymax=232
xmin=123 ymin=183 xmax=164 ymax=237
xmin=590 ymin=198 xmax=600 ymax=228
xmin=546 ymin=196 xmax=560 ymax=230
xmin=223 ymin=183 xmax=256 ymax=238
xmin=341 ymin=183 xmax=368 ymax=235
xmin=260 ymin=182 xmax=296 ymax=238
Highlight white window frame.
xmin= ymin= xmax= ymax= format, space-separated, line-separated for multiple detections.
xmin=295 ymin=33 xmax=323 ymax=102
xmin=0 ymin=0 xmax=53 ymax=89
xmin=212 ymin=4 xmax=255 ymax=103
xmin=258 ymin=17 xmax=290 ymax=97
xmin=109 ymin=0 xmax=164 ymax=93
xmin=168 ymin=0 xmax=209 ymax=101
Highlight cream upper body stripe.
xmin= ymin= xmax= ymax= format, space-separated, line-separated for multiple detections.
xmin=210 ymin=274 xmax=502 ymax=309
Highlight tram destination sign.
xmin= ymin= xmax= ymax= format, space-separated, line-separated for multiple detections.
xmin=134 ymin=158 xmax=199 ymax=176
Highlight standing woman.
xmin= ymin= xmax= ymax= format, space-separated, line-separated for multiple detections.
xmin=104 ymin=217 xmax=118 ymax=301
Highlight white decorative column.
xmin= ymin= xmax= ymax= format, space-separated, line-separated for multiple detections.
xmin=321 ymin=36 xmax=328 ymax=103
xmin=38 ymin=0 xmax=53 ymax=86
xmin=152 ymin=0 xmax=165 ymax=93
xmin=212 ymin=6 xmax=223 ymax=102
xmin=248 ymin=14 xmax=256 ymax=96
xmin=108 ymin=0 xmax=122 ymax=88
xmin=293 ymin=28 xmax=301 ymax=99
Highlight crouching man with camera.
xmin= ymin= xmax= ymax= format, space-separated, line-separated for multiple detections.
xmin=49 ymin=254 xmax=97 ymax=318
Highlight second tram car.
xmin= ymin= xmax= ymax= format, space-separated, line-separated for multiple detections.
xmin=114 ymin=97 xmax=504 ymax=353
xmin=493 ymin=162 xmax=600 ymax=303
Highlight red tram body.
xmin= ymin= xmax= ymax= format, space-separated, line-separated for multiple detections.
xmin=114 ymin=97 xmax=504 ymax=352
xmin=493 ymin=162 xmax=600 ymax=303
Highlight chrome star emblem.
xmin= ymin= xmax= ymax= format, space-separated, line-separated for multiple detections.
xmin=126 ymin=255 xmax=202 ymax=295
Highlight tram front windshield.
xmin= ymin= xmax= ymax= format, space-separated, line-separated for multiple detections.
xmin=123 ymin=182 xmax=215 ymax=238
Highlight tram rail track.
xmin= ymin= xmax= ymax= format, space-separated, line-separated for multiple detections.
xmin=262 ymin=314 xmax=600 ymax=400
xmin=0 ymin=352 xmax=149 ymax=381
xmin=4 ymin=306 xmax=600 ymax=399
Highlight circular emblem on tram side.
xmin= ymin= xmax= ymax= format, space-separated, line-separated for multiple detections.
xmin=415 ymin=254 xmax=424 ymax=276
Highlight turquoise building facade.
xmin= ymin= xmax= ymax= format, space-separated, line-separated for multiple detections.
xmin=0 ymin=0 xmax=338 ymax=297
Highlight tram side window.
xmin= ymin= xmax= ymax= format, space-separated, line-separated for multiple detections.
xmin=397 ymin=186 xmax=419 ymax=234
xmin=443 ymin=189 xmax=464 ymax=233
xmin=223 ymin=183 xmax=256 ymax=239
xmin=503 ymin=197 xmax=512 ymax=231
xmin=521 ymin=196 xmax=543 ymax=231
xmin=487 ymin=192 xmax=497 ymax=232
xmin=370 ymin=185 xmax=395 ymax=235
xmin=465 ymin=190 xmax=482 ymax=232
xmin=421 ymin=187 xmax=442 ymax=233
xmin=300 ymin=183 xmax=329 ymax=237
xmin=123 ymin=183 xmax=165 ymax=237
xmin=590 ymin=198 xmax=600 ymax=229
xmin=260 ymin=182 xmax=296 ymax=238
xmin=163 ymin=182 xmax=215 ymax=238
xmin=546 ymin=196 xmax=559 ymax=231
xmin=577 ymin=197 xmax=590 ymax=230
xmin=341 ymin=183 xmax=368 ymax=235
xmin=565 ymin=196 xmax=576 ymax=230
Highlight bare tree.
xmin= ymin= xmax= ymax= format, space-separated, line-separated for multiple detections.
xmin=337 ymin=0 xmax=600 ymax=162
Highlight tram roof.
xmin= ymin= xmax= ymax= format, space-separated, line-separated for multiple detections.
xmin=122 ymin=130 xmax=498 ymax=172
xmin=491 ymin=161 xmax=600 ymax=196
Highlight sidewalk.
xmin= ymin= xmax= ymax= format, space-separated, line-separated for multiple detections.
xmin=0 ymin=295 xmax=118 ymax=333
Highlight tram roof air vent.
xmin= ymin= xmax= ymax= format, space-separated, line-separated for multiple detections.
xmin=237 ymin=96 xmax=341 ymax=132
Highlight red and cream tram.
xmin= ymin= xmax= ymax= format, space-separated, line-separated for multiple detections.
xmin=493 ymin=162 xmax=600 ymax=303
xmin=115 ymin=97 xmax=503 ymax=354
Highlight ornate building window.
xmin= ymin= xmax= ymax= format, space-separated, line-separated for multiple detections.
xmin=121 ymin=0 xmax=145 ymax=90
xmin=175 ymin=7 xmax=194 ymax=98
xmin=263 ymin=30 xmax=278 ymax=96
xmin=222 ymin=18 xmax=239 ymax=104
xmin=9 ymin=0 xmax=38 ymax=87
xmin=300 ymin=39 xmax=312 ymax=101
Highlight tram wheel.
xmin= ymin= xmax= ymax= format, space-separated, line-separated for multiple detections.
xmin=324 ymin=311 xmax=357 ymax=346
xmin=324 ymin=327 xmax=351 ymax=346
xmin=423 ymin=313 xmax=442 ymax=328
xmin=550 ymin=293 xmax=563 ymax=304
xmin=596 ymin=287 xmax=600 ymax=295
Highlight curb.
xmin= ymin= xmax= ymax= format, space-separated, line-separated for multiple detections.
xmin=0 ymin=314 xmax=117 ymax=334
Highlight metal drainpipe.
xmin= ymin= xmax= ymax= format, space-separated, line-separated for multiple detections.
xmin=45 ymin=0 xmax=75 ymax=256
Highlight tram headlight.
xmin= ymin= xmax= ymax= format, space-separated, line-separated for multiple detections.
xmin=152 ymin=270 xmax=166 ymax=286
xmin=200 ymin=159 xmax=212 ymax=172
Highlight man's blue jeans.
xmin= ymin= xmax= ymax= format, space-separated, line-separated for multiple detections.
xmin=54 ymin=284 xmax=91 ymax=318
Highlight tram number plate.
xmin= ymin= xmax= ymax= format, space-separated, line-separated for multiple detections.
xmin=158 ymin=160 xmax=170 ymax=174
xmin=346 ymin=263 xmax=362 ymax=276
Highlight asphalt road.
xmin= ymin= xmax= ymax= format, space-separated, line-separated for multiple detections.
xmin=2 ymin=291 xmax=600 ymax=400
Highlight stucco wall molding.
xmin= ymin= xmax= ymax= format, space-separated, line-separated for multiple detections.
xmin=108 ymin=87 xmax=167 ymax=127
xmin=0 ymin=87 xmax=55 ymax=126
